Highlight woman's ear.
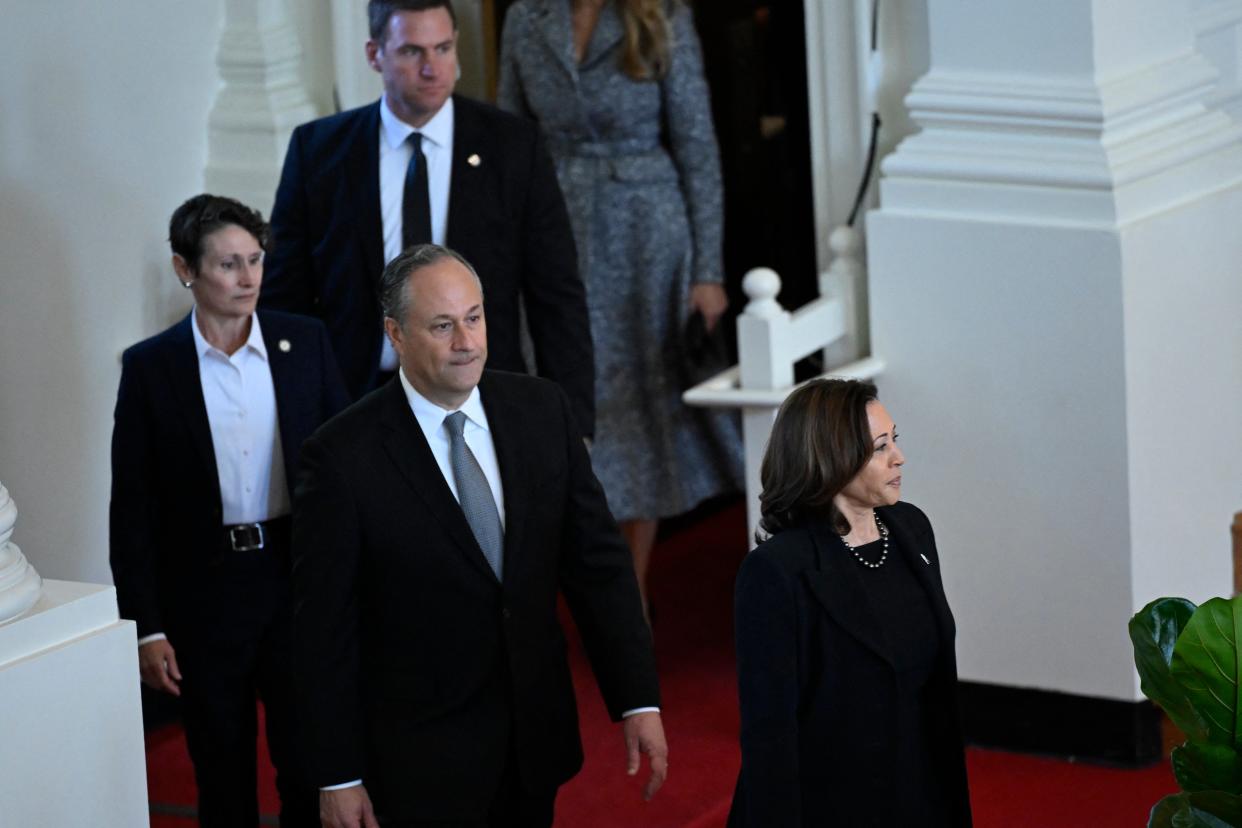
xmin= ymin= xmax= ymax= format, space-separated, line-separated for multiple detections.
xmin=172 ymin=254 xmax=195 ymax=288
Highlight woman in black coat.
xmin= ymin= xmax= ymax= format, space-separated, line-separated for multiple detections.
xmin=729 ymin=379 xmax=972 ymax=826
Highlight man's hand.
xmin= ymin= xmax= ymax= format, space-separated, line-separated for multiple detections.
xmin=689 ymin=283 xmax=728 ymax=332
xmin=138 ymin=639 xmax=182 ymax=696
xmin=622 ymin=711 xmax=668 ymax=801
xmin=320 ymin=785 xmax=379 ymax=828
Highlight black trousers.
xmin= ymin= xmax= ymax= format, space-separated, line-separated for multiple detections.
xmin=379 ymin=742 xmax=557 ymax=828
xmin=174 ymin=520 xmax=318 ymax=828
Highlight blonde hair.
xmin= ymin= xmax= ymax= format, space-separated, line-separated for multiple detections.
xmin=618 ymin=0 xmax=674 ymax=81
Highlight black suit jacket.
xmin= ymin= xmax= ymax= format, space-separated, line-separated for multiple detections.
xmin=729 ymin=502 xmax=972 ymax=827
xmin=291 ymin=371 xmax=657 ymax=821
xmin=109 ymin=311 xmax=349 ymax=640
xmin=262 ymin=96 xmax=595 ymax=435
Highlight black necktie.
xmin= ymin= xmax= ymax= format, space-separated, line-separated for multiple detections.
xmin=403 ymin=132 xmax=432 ymax=250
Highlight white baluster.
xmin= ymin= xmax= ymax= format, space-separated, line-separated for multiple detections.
xmin=0 ymin=482 xmax=42 ymax=625
xmin=822 ymin=224 xmax=867 ymax=369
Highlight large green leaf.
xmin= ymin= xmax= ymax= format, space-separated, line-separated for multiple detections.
xmin=1149 ymin=792 xmax=1242 ymax=828
xmin=1131 ymin=597 xmax=1208 ymax=742
xmin=1171 ymin=596 xmax=1242 ymax=749
xmin=1172 ymin=743 xmax=1242 ymax=795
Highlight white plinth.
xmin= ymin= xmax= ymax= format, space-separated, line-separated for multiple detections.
xmin=0 ymin=580 xmax=148 ymax=826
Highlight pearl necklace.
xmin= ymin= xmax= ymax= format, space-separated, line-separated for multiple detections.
xmin=840 ymin=513 xmax=889 ymax=569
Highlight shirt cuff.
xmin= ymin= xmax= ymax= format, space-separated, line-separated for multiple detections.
xmin=137 ymin=632 xmax=167 ymax=646
xmin=320 ymin=780 xmax=363 ymax=791
xmin=621 ymin=707 xmax=660 ymax=718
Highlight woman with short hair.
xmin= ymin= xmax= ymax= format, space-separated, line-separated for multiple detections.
xmin=109 ymin=194 xmax=348 ymax=827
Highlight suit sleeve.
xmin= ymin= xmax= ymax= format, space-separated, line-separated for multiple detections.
xmin=733 ymin=548 xmax=802 ymax=827
xmin=554 ymin=387 xmax=658 ymax=717
xmin=317 ymin=322 xmax=351 ymax=417
xmin=108 ymin=352 xmax=164 ymax=639
xmin=662 ymin=4 xmax=725 ymax=285
xmin=516 ymin=126 xmax=597 ymax=438
xmin=291 ymin=434 xmax=367 ymax=786
xmin=262 ymin=126 xmax=318 ymax=316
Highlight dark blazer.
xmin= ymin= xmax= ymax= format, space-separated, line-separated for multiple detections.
xmin=291 ymin=370 xmax=658 ymax=821
xmin=109 ymin=311 xmax=349 ymax=640
xmin=729 ymin=501 xmax=972 ymax=827
xmin=261 ymin=95 xmax=595 ymax=435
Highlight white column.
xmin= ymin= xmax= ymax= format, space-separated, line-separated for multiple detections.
xmin=867 ymin=0 xmax=1242 ymax=701
xmin=330 ymin=0 xmax=380 ymax=110
xmin=205 ymin=0 xmax=320 ymax=215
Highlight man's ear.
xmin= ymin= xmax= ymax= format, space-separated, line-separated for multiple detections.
xmin=383 ymin=316 xmax=402 ymax=347
xmin=365 ymin=40 xmax=382 ymax=72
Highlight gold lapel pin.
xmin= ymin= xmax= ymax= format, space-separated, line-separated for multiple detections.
xmin=467 ymin=153 xmax=482 ymax=167
xmin=278 ymin=339 xmax=292 ymax=353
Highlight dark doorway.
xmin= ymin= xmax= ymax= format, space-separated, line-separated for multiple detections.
xmin=488 ymin=0 xmax=818 ymax=323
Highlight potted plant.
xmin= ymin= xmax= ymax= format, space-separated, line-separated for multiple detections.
xmin=1129 ymin=594 xmax=1242 ymax=827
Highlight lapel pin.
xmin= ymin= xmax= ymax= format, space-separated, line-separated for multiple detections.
xmin=278 ymin=339 xmax=292 ymax=353
xmin=467 ymin=153 xmax=482 ymax=167
xmin=920 ymin=553 xmax=931 ymax=566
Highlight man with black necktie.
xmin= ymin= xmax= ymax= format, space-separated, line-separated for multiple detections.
xmin=261 ymin=0 xmax=595 ymax=438
xmin=291 ymin=244 xmax=665 ymax=828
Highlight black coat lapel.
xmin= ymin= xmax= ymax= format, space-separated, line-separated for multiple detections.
xmin=803 ymin=522 xmax=894 ymax=667
xmin=164 ymin=315 xmax=220 ymax=497
xmin=882 ymin=506 xmax=957 ymax=646
xmin=377 ymin=381 xmax=499 ymax=583
xmin=445 ymin=97 xmax=489 ymax=251
xmin=259 ymin=313 xmax=301 ymax=483
xmin=347 ymin=101 xmax=385 ymax=297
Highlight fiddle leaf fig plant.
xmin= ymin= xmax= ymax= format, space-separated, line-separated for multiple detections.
xmin=1129 ymin=595 xmax=1242 ymax=828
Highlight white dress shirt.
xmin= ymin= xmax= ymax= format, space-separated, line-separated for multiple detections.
xmin=137 ymin=309 xmax=289 ymax=647
xmin=378 ymin=95 xmax=455 ymax=371
xmin=398 ymin=370 xmax=505 ymax=525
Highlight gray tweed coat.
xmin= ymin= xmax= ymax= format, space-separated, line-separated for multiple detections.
xmin=499 ymin=0 xmax=742 ymax=521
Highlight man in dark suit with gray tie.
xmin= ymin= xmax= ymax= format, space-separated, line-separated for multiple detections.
xmin=261 ymin=0 xmax=595 ymax=439
xmin=291 ymin=244 xmax=665 ymax=828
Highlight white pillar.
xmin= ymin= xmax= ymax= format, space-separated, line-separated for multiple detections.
xmin=867 ymin=0 xmax=1242 ymax=702
xmin=205 ymin=0 xmax=320 ymax=215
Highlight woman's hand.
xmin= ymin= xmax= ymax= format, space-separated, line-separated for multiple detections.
xmin=689 ymin=283 xmax=728 ymax=332
xmin=138 ymin=639 xmax=182 ymax=696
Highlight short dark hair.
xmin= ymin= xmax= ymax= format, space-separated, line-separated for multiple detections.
xmin=168 ymin=194 xmax=268 ymax=272
xmin=757 ymin=378 xmax=879 ymax=541
xmin=380 ymin=243 xmax=482 ymax=327
xmin=368 ymin=0 xmax=456 ymax=41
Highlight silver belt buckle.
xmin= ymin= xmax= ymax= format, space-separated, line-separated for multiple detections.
xmin=228 ymin=523 xmax=265 ymax=552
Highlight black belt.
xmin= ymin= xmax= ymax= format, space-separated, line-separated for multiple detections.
xmin=221 ymin=516 xmax=290 ymax=553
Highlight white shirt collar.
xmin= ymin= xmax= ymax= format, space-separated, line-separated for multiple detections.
xmin=380 ymin=95 xmax=454 ymax=152
xmin=190 ymin=307 xmax=267 ymax=362
xmin=398 ymin=368 xmax=490 ymax=437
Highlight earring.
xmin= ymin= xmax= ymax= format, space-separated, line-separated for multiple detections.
xmin=180 ymin=280 xmax=194 ymax=289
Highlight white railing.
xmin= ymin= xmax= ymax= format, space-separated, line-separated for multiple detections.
xmin=684 ymin=226 xmax=884 ymax=545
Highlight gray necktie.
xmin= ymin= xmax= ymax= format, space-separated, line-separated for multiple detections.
xmin=443 ymin=411 xmax=504 ymax=580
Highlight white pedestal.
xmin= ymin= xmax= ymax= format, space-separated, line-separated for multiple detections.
xmin=0 ymin=580 xmax=148 ymax=827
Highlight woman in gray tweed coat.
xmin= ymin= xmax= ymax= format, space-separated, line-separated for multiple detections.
xmin=499 ymin=0 xmax=743 ymax=617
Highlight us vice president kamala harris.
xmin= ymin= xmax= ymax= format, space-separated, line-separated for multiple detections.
xmin=729 ymin=379 xmax=971 ymax=826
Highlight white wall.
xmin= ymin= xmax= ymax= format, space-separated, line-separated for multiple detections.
xmin=0 ymin=2 xmax=223 ymax=583
xmin=1122 ymin=188 xmax=1242 ymax=610
xmin=866 ymin=216 xmax=1140 ymax=699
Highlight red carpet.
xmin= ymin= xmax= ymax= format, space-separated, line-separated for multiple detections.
xmin=146 ymin=497 xmax=1177 ymax=826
